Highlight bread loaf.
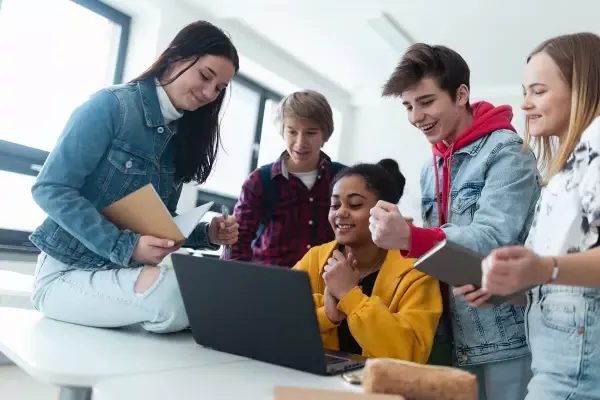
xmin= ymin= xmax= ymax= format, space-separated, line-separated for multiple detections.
xmin=362 ymin=358 xmax=477 ymax=400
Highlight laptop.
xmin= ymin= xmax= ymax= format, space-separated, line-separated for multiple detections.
xmin=171 ymin=254 xmax=366 ymax=375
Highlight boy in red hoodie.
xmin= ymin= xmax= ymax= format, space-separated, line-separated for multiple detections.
xmin=368 ymin=44 xmax=540 ymax=400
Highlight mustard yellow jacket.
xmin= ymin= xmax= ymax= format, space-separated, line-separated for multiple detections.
xmin=293 ymin=241 xmax=442 ymax=363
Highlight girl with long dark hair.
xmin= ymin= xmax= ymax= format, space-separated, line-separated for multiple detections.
xmin=29 ymin=21 xmax=239 ymax=333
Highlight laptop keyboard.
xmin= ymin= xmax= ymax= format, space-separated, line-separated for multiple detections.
xmin=325 ymin=354 xmax=349 ymax=365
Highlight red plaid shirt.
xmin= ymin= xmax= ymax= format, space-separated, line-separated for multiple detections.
xmin=224 ymin=152 xmax=339 ymax=267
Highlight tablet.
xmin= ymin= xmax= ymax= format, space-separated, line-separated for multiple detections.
xmin=413 ymin=239 xmax=516 ymax=306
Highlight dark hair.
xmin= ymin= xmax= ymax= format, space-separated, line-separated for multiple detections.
xmin=132 ymin=21 xmax=239 ymax=184
xmin=382 ymin=43 xmax=470 ymax=108
xmin=332 ymin=159 xmax=406 ymax=204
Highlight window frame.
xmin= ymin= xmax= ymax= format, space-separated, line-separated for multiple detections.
xmin=195 ymin=75 xmax=283 ymax=211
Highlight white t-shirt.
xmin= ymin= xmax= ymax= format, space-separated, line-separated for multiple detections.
xmin=526 ymin=118 xmax=600 ymax=256
xmin=291 ymin=170 xmax=319 ymax=190
xmin=280 ymin=157 xmax=319 ymax=190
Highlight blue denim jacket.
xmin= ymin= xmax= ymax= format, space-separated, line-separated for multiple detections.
xmin=421 ymin=129 xmax=541 ymax=366
xmin=30 ymin=80 xmax=216 ymax=269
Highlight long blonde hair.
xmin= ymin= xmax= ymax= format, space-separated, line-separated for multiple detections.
xmin=524 ymin=33 xmax=600 ymax=179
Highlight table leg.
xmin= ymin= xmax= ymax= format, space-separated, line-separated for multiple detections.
xmin=58 ymin=387 xmax=92 ymax=400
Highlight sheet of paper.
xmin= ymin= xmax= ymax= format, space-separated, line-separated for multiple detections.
xmin=172 ymin=201 xmax=214 ymax=238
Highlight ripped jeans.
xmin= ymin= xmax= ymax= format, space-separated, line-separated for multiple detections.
xmin=31 ymin=253 xmax=188 ymax=333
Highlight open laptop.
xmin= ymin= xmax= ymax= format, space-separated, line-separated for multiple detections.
xmin=171 ymin=254 xmax=366 ymax=375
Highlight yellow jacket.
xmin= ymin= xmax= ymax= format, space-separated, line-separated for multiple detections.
xmin=293 ymin=241 xmax=442 ymax=363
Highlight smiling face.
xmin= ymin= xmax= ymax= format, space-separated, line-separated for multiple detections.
xmin=328 ymin=175 xmax=378 ymax=247
xmin=161 ymin=54 xmax=236 ymax=112
xmin=401 ymin=77 xmax=470 ymax=144
xmin=521 ymin=52 xmax=572 ymax=138
xmin=283 ymin=116 xmax=326 ymax=172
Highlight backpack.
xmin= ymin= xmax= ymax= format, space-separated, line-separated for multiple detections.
xmin=252 ymin=161 xmax=346 ymax=245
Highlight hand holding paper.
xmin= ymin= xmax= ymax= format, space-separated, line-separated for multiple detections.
xmin=102 ymin=184 xmax=214 ymax=245
xmin=131 ymin=235 xmax=180 ymax=265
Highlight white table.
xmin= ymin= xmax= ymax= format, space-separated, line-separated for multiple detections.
xmin=94 ymin=359 xmax=363 ymax=400
xmin=0 ymin=270 xmax=34 ymax=309
xmin=0 ymin=270 xmax=34 ymax=297
xmin=0 ymin=307 xmax=245 ymax=400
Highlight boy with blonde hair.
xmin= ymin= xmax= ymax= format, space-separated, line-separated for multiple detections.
xmin=224 ymin=90 xmax=345 ymax=266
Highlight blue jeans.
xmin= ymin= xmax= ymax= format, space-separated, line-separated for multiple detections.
xmin=31 ymin=253 xmax=188 ymax=333
xmin=525 ymin=285 xmax=600 ymax=400
xmin=463 ymin=355 xmax=532 ymax=400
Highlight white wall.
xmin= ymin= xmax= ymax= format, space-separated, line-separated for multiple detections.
xmin=345 ymin=97 xmax=430 ymax=225
xmin=471 ymin=86 xmax=525 ymax=138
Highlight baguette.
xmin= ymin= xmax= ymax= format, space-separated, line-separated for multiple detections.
xmin=362 ymin=358 xmax=477 ymax=400
xmin=273 ymin=386 xmax=405 ymax=399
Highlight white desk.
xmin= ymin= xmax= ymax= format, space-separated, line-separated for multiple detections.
xmin=0 ymin=271 xmax=34 ymax=310
xmin=0 ymin=307 xmax=245 ymax=400
xmin=0 ymin=270 xmax=34 ymax=297
xmin=94 ymin=360 xmax=363 ymax=400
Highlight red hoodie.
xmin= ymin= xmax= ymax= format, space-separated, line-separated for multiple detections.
xmin=403 ymin=101 xmax=516 ymax=258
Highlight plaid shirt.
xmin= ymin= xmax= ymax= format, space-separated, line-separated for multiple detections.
xmin=224 ymin=152 xmax=338 ymax=267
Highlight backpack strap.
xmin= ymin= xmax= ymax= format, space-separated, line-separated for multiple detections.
xmin=329 ymin=161 xmax=346 ymax=177
xmin=253 ymin=163 xmax=278 ymax=246
xmin=252 ymin=161 xmax=344 ymax=247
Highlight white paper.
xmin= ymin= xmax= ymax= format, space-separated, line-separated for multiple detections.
xmin=172 ymin=201 xmax=214 ymax=238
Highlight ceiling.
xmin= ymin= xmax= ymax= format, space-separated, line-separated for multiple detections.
xmin=187 ymin=0 xmax=600 ymax=101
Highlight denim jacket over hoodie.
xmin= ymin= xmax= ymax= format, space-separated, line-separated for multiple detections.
xmin=30 ymin=80 xmax=217 ymax=269
xmin=405 ymin=101 xmax=541 ymax=366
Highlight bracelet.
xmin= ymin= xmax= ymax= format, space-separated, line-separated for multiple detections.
xmin=548 ymin=256 xmax=559 ymax=283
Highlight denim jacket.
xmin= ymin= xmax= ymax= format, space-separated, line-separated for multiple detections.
xmin=30 ymin=80 xmax=216 ymax=269
xmin=421 ymin=129 xmax=541 ymax=366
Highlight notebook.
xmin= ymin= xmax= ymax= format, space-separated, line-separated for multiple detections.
xmin=101 ymin=184 xmax=213 ymax=244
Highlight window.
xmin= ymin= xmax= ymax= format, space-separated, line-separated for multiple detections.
xmin=0 ymin=0 xmax=129 ymax=151
xmin=256 ymin=98 xmax=283 ymax=167
xmin=194 ymin=75 xmax=283 ymax=210
xmin=201 ymin=80 xmax=263 ymax=198
xmin=0 ymin=0 xmax=130 ymax=251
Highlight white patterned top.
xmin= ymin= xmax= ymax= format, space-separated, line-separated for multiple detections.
xmin=526 ymin=118 xmax=600 ymax=256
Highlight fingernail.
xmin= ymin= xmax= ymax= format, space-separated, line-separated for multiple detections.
xmin=167 ymin=240 xmax=175 ymax=247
